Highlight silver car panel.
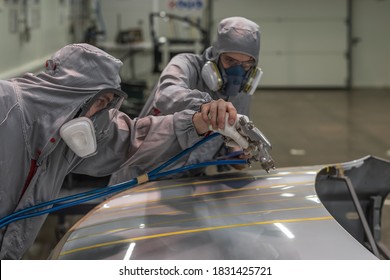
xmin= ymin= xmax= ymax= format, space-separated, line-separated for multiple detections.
xmin=50 ymin=157 xmax=388 ymax=260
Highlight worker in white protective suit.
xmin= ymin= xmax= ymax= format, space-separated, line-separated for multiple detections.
xmin=109 ymin=16 xmax=262 ymax=185
xmin=0 ymin=43 xmax=239 ymax=259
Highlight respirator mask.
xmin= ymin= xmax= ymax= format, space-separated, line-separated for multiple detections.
xmin=60 ymin=88 xmax=127 ymax=158
xmin=201 ymin=60 xmax=263 ymax=96
xmin=220 ymin=63 xmax=246 ymax=96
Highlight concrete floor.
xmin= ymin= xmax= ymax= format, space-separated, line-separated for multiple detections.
xmin=23 ymin=88 xmax=390 ymax=259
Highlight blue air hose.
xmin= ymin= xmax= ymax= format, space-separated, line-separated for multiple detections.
xmin=0 ymin=133 xmax=221 ymax=226
xmin=0 ymin=133 xmax=247 ymax=228
xmin=149 ymin=132 xmax=220 ymax=175
xmin=0 ymin=159 xmax=245 ymax=228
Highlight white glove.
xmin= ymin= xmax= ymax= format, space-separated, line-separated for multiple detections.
xmin=213 ymin=114 xmax=249 ymax=150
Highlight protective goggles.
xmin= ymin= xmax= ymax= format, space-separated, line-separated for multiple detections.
xmin=79 ymin=88 xmax=128 ymax=118
xmin=220 ymin=54 xmax=256 ymax=71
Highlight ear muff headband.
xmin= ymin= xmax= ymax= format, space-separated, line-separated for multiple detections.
xmin=201 ymin=61 xmax=223 ymax=92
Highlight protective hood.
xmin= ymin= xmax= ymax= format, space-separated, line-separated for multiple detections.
xmin=11 ymin=43 xmax=127 ymax=162
xmin=205 ymin=17 xmax=261 ymax=64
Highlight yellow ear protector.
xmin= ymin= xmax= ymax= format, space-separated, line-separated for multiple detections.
xmin=201 ymin=61 xmax=263 ymax=95
xmin=242 ymin=67 xmax=263 ymax=95
xmin=201 ymin=61 xmax=223 ymax=92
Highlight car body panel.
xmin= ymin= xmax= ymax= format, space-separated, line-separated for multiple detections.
xmin=50 ymin=156 xmax=389 ymax=260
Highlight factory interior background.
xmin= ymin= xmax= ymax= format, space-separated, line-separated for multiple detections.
xmin=0 ymin=0 xmax=389 ymax=259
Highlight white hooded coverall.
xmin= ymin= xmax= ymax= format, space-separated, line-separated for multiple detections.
xmin=0 ymin=43 xmax=204 ymax=259
xmin=110 ymin=16 xmax=261 ymax=185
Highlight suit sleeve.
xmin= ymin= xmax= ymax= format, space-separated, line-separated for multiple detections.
xmin=73 ymin=110 xmax=203 ymax=177
xmin=153 ymin=55 xmax=213 ymax=114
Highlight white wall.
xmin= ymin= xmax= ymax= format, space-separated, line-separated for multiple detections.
xmin=0 ymin=0 xmax=72 ymax=79
xmin=353 ymin=0 xmax=390 ymax=88
xmin=210 ymin=0 xmax=390 ymax=88
xmin=213 ymin=0 xmax=348 ymax=87
xmin=0 ymin=0 xmax=389 ymax=88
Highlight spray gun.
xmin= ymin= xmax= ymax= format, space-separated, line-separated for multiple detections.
xmin=213 ymin=114 xmax=275 ymax=172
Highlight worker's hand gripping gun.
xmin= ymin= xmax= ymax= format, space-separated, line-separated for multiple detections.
xmin=214 ymin=114 xmax=275 ymax=172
